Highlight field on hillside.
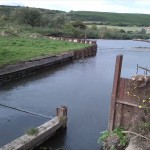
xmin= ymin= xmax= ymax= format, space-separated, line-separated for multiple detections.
xmin=68 ymin=11 xmax=150 ymax=26
xmin=0 ymin=37 xmax=88 ymax=66
xmin=87 ymin=25 xmax=145 ymax=32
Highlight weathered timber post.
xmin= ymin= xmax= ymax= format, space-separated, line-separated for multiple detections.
xmin=91 ymin=46 xmax=95 ymax=56
xmin=88 ymin=47 xmax=91 ymax=56
xmin=57 ymin=106 xmax=68 ymax=128
xmin=84 ymin=48 xmax=88 ymax=58
xmin=87 ymin=40 xmax=90 ymax=44
xmin=82 ymin=40 xmax=85 ymax=44
xmin=108 ymin=55 xmax=123 ymax=131
xmin=75 ymin=51 xmax=80 ymax=59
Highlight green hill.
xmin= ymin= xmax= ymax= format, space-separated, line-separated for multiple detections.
xmin=67 ymin=11 xmax=150 ymax=26
xmin=1 ymin=5 xmax=150 ymax=26
xmin=0 ymin=5 xmax=19 ymax=16
xmin=0 ymin=5 xmax=65 ymax=17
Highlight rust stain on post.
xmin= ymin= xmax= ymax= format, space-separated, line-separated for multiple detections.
xmin=108 ymin=55 xmax=123 ymax=131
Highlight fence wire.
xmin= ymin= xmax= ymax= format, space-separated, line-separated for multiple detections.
xmin=0 ymin=103 xmax=55 ymax=120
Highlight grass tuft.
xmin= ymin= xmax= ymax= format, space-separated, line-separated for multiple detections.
xmin=26 ymin=127 xmax=39 ymax=136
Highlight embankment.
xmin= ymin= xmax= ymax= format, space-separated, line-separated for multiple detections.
xmin=133 ymin=39 xmax=150 ymax=43
xmin=0 ymin=38 xmax=97 ymax=85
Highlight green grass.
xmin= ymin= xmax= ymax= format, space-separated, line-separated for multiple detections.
xmin=0 ymin=36 xmax=89 ymax=66
xmin=26 ymin=127 xmax=39 ymax=136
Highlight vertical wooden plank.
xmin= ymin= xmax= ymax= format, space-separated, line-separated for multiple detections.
xmin=117 ymin=79 xmax=125 ymax=127
xmin=108 ymin=55 xmax=123 ymax=131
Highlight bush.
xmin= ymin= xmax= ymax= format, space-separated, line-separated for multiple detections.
xmin=98 ymin=127 xmax=128 ymax=150
xmin=72 ymin=20 xmax=87 ymax=30
xmin=63 ymin=23 xmax=82 ymax=38
xmin=86 ymin=29 xmax=99 ymax=39
xmin=11 ymin=8 xmax=42 ymax=27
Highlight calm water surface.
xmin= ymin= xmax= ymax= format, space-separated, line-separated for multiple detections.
xmin=0 ymin=40 xmax=150 ymax=150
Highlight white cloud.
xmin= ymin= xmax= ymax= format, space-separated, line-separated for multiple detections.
xmin=135 ymin=0 xmax=150 ymax=6
xmin=0 ymin=0 xmax=24 ymax=6
xmin=0 ymin=0 xmax=150 ymax=14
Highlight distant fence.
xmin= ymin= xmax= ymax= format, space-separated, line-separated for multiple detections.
xmin=48 ymin=36 xmax=97 ymax=45
xmin=108 ymin=55 xmax=150 ymax=131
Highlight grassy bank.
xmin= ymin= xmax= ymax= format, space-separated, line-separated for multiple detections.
xmin=0 ymin=36 xmax=89 ymax=66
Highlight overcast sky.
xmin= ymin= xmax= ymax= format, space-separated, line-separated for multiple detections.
xmin=0 ymin=0 xmax=150 ymax=14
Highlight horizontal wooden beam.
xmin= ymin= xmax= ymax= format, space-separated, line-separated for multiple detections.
xmin=116 ymin=101 xmax=138 ymax=107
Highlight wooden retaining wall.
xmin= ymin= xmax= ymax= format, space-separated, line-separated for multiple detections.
xmin=0 ymin=106 xmax=68 ymax=150
xmin=108 ymin=55 xmax=150 ymax=131
xmin=0 ymin=40 xmax=97 ymax=85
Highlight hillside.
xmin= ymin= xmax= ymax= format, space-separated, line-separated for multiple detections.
xmin=0 ymin=5 xmax=65 ymax=17
xmin=1 ymin=5 xmax=150 ymax=26
xmin=67 ymin=11 xmax=150 ymax=26
xmin=0 ymin=5 xmax=150 ymax=40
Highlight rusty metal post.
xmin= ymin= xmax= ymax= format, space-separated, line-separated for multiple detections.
xmin=108 ymin=55 xmax=123 ymax=131
xmin=57 ymin=106 xmax=68 ymax=128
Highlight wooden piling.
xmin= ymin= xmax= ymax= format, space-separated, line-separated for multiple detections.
xmin=84 ymin=49 xmax=88 ymax=57
xmin=108 ymin=55 xmax=123 ymax=131
xmin=88 ymin=47 xmax=92 ymax=56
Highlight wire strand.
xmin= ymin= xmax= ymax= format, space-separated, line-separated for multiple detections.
xmin=0 ymin=103 xmax=54 ymax=120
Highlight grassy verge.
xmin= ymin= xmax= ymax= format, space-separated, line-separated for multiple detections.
xmin=0 ymin=36 xmax=89 ymax=67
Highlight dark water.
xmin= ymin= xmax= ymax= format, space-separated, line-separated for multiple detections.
xmin=0 ymin=40 xmax=150 ymax=150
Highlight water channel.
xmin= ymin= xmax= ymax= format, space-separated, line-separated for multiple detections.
xmin=0 ymin=40 xmax=150 ymax=150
